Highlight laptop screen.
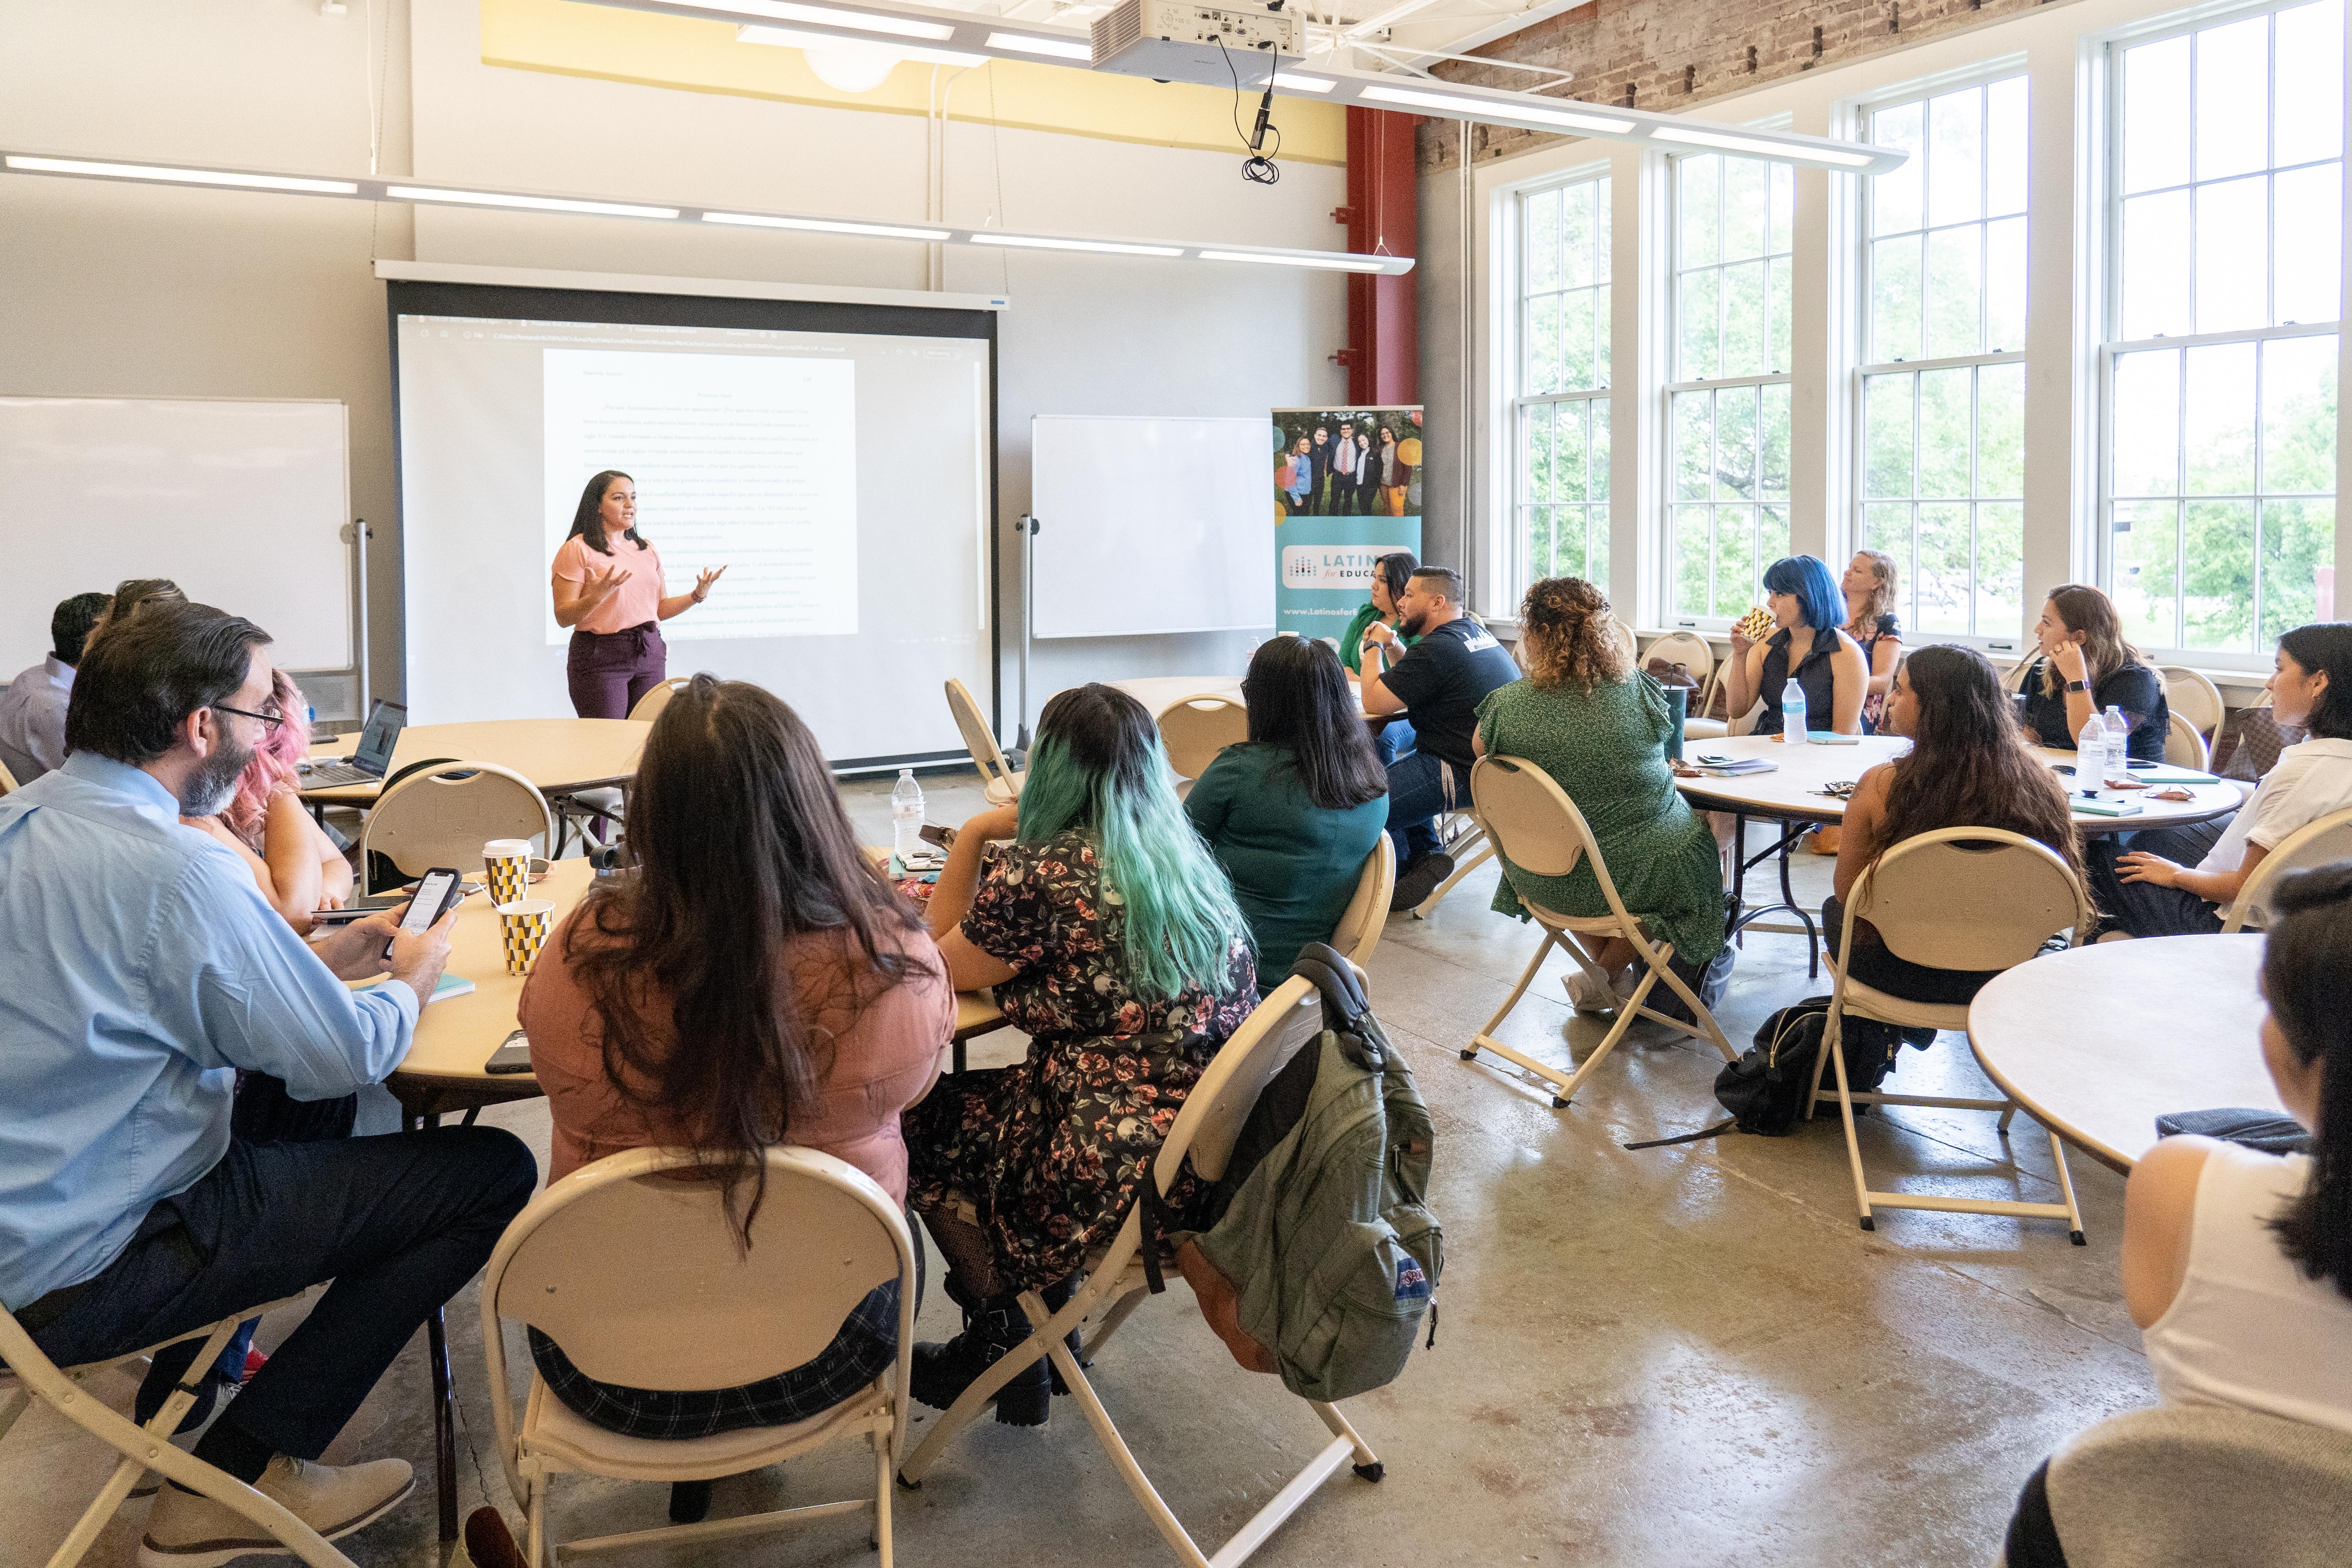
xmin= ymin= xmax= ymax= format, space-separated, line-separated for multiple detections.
xmin=352 ymin=700 xmax=407 ymax=770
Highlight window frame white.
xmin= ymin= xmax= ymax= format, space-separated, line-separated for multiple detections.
xmin=1505 ymin=162 xmax=1615 ymax=607
xmin=1662 ymin=150 xmax=1797 ymax=628
xmin=2094 ymin=0 xmax=2344 ymax=668
xmin=1849 ymin=67 xmax=2036 ymax=646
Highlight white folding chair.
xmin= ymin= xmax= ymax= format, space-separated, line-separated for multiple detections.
xmin=946 ymin=677 xmax=1023 ymax=807
xmin=2157 ymin=665 xmax=2226 ymax=739
xmin=1326 ymin=836 xmax=1396 ymax=966
xmin=1606 ymin=616 xmax=1638 ymax=668
xmin=1810 ymin=828 xmax=2095 ymax=1240
xmin=480 ymin=1146 xmax=917 ymax=1568
xmin=2221 ymin=805 xmax=2352 ymax=933
xmin=895 ymin=978 xmax=1385 ymax=1568
xmin=626 ymin=677 xmax=691 ymax=724
xmin=358 ymin=761 xmax=554 ymax=893
xmin=1154 ymin=695 xmax=1248 ymax=787
xmin=1460 ymin=756 xmax=1736 ymax=1107
xmin=0 ymin=1296 xmax=343 ymax=1568
xmin=1642 ymin=629 xmax=1722 ymax=742
xmin=2163 ymin=711 xmax=2211 ymax=770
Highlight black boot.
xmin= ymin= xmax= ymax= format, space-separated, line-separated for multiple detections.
xmin=1040 ymin=1275 xmax=1090 ymax=1397
xmin=667 ymin=1480 xmax=712 ymax=1523
xmin=908 ymin=1279 xmax=1050 ymax=1427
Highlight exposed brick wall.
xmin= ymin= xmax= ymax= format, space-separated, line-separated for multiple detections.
xmin=1417 ymin=0 xmax=2082 ymax=171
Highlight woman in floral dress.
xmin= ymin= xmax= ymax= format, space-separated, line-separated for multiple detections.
xmin=904 ymin=682 xmax=1256 ymax=1425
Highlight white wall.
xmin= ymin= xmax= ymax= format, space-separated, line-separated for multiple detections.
xmin=0 ymin=0 xmax=1348 ymax=736
xmin=1443 ymin=0 xmax=2350 ymax=686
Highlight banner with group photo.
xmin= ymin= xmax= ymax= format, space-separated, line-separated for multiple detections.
xmin=1272 ymin=405 xmax=1423 ymax=651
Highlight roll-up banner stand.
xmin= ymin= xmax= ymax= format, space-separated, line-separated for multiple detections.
xmin=1272 ymin=406 xmax=1423 ymax=652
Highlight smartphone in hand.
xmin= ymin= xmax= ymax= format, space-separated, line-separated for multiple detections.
xmin=387 ymin=868 xmax=465 ymax=960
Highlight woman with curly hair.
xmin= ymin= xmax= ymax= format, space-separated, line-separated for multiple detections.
xmin=1472 ymin=577 xmax=1728 ymax=1011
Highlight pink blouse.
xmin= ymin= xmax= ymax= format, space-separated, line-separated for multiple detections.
xmin=551 ymin=533 xmax=665 ymax=634
xmin=518 ymin=912 xmax=953 ymax=1202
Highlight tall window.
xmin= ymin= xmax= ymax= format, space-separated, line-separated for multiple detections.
xmin=1513 ymin=173 xmax=1611 ymax=601
xmin=1857 ymin=74 xmax=2029 ymax=639
xmin=2106 ymin=0 xmax=2342 ymax=655
xmin=1668 ymin=154 xmax=1793 ymax=620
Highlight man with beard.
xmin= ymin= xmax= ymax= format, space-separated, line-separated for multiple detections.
xmin=0 ymin=600 xmax=535 ymax=1564
xmin=1360 ymin=566 xmax=1520 ymax=909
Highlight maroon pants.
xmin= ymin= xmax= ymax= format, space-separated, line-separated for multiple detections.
xmin=567 ymin=622 xmax=666 ymax=719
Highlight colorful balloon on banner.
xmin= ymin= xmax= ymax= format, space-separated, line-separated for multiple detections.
xmin=1398 ymin=436 xmax=1422 ymax=465
xmin=1409 ymin=410 xmax=1422 ymax=426
xmin=1278 ymin=460 xmax=1296 ymax=488
xmin=1271 ymin=423 xmax=1287 ymax=452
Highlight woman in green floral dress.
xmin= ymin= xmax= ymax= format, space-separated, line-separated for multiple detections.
xmin=1473 ymin=577 xmax=1728 ymax=1011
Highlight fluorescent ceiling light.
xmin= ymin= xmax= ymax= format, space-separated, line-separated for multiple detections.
xmin=1355 ymin=84 xmax=1635 ymax=135
xmin=738 ymin=24 xmax=983 ymax=65
xmin=986 ymin=32 xmax=1092 ymax=61
xmin=971 ymin=232 xmax=1184 ymax=258
xmin=1198 ymin=249 xmax=1385 ymax=272
xmin=1647 ymin=125 xmax=1875 ymax=168
xmin=1271 ymin=73 xmax=1335 ymax=93
xmin=704 ymin=210 xmax=948 ymax=240
xmin=385 ymin=185 xmax=680 ymax=219
xmin=4 ymin=154 xmax=357 ymax=194
xmin=707 ymin=0 xmax=954 ymax=40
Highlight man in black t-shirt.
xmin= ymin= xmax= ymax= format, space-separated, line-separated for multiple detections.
xmin=1362 ymin=566 xmax=1522 ymax=909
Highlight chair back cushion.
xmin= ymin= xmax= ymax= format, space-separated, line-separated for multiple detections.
xmin=2033 ymin=1402 xmax=2352 ymax=1568
xmin=362 ymin=762 xmax=554 ymax=883
xmin=1857 ymin=829 xmax=2087 ymax=971
xmin=1156 ymin=696 xmax=1248 ymax=781
xmin=492 ymin=1148 xmax=902 ymax=1391
xmin=1326 ymin=837 xmax=1395 ymax=965
xmin=1468 ymin=755 xmax=1591 ymax=881
xmin=944 ymin=678 xmax=1010 ymax=781
xmin=1167 ymin=977 xmax=1322 ymax=1186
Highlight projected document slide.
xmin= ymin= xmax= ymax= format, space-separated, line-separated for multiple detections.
xmin=542 ymin=350 xmax=858 ymax=643
xmin=395 ymin=310 xmax=993 ymax=765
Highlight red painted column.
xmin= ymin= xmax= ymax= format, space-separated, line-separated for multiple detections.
xmin=1339 ymin=106 xmax=1420 ymax=406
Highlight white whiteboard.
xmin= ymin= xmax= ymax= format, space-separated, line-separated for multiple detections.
xmin=0 ymin=397 xmax=352 ymax=673
xmin=1030 ymin=415 xmax=1274 ymax=638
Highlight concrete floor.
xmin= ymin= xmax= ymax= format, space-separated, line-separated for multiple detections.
xmin=1 ymin=768 xmax=2155 ymax=1568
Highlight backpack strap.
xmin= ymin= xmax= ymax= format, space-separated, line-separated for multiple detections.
xmin=1113 ymin=1154 xmax=1176 ymax=1296
xmin=1289 ymin=944 xmax=1377 ymax=1068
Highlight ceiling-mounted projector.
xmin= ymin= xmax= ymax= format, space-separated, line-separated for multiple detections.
xmin=1090 ymin=0 xmax=1304 ymax=88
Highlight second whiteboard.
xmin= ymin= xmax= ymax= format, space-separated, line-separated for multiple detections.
xmin=1030 ymin=415 xmax=1275 ymax=639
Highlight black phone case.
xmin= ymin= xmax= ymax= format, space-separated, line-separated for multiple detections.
xmin=386 ymin=868 xmax=466 ymax=957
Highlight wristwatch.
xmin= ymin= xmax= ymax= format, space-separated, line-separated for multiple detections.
xmin=2066 ymin=679 xmax=2088 ymax=693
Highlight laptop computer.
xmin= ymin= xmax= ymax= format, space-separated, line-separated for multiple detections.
xmin=303 ymin=699 xmax=406 ymax=788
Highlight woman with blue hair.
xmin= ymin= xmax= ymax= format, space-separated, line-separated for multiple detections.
xmin=904 ymin=683 xmax=1257 ymax=1426
xmin=1722 ymin=554 xmax=1870 ymax=739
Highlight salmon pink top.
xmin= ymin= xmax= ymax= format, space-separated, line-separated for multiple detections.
xmin=552 ymin=533 xmax=665 ymax=635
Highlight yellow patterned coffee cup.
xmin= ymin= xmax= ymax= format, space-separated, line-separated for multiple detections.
xmin=484 ymin=838 xmax=533 ymax=905
xmin=496 ymin=899 xmax=556 ymax=977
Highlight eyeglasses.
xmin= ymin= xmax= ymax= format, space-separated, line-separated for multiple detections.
xmin=211 ymin=702 xmax=287 ymax=733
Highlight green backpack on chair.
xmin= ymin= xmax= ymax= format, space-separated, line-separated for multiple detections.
xmin=1145 ymin=943 xmax=1442 ymax=1406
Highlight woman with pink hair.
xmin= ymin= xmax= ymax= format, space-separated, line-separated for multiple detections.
xmin=181 ymin=669 xmax=352 ymax=931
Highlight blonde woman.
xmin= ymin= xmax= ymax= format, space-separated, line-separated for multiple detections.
xmin=1471 ymin=577 xmax=1727 ymax=1012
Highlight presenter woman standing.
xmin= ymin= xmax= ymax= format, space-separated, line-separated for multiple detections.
xmin=550 ymin=470 xmax=725 ymax=719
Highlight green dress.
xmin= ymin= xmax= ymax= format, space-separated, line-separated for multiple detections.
xmin=1336 ymin=603 xmax=1418 ymax=676
xmin=1184 ymin=742 xmax=1389 ymax=991
xmin=1474 ymin=672 xmax=1727 ymax=966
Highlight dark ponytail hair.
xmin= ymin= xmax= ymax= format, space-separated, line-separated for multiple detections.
xmin=566 ymin=470 xmax=645 ymax=557
xmin=1241 ymin=637 xmax=1387 ymax=811
xmin=2262 ymin=861 xmax=2352 ymax=1300
xmin=1373 ymin=551 xmax=1418 ymax=609
xmin=2276 ymin=622 xmax=2352 ymax=741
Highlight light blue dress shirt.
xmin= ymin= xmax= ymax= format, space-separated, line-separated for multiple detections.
xmin=0 ymin=751 xmax=418 ymax=1308
xmin=0 ymin=653 xmax=74 ymax=783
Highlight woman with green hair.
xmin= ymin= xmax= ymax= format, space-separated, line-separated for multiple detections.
xmin=904 ymin=683 xmax=1257 ymax=1426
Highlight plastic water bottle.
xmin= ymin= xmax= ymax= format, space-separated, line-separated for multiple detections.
xmin=1781 ymin=678 xmax=1809 ymax=744
xmin=891 ymin=768 xmax=925 ymax=860
xmin=2075 ymin=711 xmax=2106 ymax=796
xmin=2104 ymin=704 xmax=2129 ymax=784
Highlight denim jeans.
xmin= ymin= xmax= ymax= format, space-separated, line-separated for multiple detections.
xmin=1385 ymin=750 xmax=1457 ymax=866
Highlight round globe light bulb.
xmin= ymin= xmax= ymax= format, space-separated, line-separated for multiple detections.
xmin=805 ymin=42 xmax=899 ymax=94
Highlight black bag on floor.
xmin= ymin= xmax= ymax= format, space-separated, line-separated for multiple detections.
xmin=1710 ymin=997 xmax=1910 ymax=1138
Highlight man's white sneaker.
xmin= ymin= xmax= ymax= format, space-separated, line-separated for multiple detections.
xmin=1561 ymin=969 xmax=1614 ymax=1013
xmin=137 ymin=1454 xmax=413 ymax=1568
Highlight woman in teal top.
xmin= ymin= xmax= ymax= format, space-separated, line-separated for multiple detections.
xmin=1338 ymin=551 xmax=1421 ymax=766
xmin=1185 ymin=637 xmax=1390 ymax=991
xmin=1474 ymin=576 xmax=1728 ymax=1011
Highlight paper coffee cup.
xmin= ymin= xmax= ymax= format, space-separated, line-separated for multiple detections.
xmin=484 ymin=838 xmax=535 ymax=905
xmin=496 ymin=899 xmax=556 ymax=977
